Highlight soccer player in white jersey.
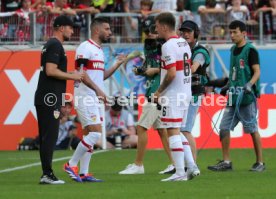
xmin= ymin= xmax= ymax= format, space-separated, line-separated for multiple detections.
xmin=154 ymin=12 xmax=192 ymax=181
xmin=64 ymin=17 xmax=126 ymax=182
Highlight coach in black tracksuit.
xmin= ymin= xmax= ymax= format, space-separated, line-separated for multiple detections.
xmin=34 ymin=15 xmax=84 ymax=184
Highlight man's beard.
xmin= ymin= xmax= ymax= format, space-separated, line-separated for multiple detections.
xmin=63 ymin=35 xmax=70 ymax=41
xmin=99 ymin=34 xmax=109 ymax=43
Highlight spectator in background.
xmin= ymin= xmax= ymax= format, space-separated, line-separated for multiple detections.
xmin=2 ymin=0 xmax=21 ymax=40
xmin=198 ymin=0 xmax=225 ymax=40
xmin=31 ymin=0 xmax=45 ymax=9
xmin=110 ymin=0 xmax=125 ymax=43
xmin=139 ymin=0 xmax=156 ymax=20
xmin=96 ymin=96 xmax=137 ymax=149
xmin=123 ymin=0 xmax=141 ymax=42
xmin=227 ymin=0 xmax=249 ymax=23
xmin=243 ymin=0 xmax=259 ymax=21
xmin=2 ymin=0 xmax=20 ymax=12
xmin=92 ymin=0 xmax=114 ymax=12
xmin=45 ymin=0 xmax=76 ymax=16
xmin=55 ymin=102 xmax=80 ymax=150
xmin=28 ymin=0 xmax=49 ymax=41
xmin=151 ymin=0 xmax=176 ymax=11
xmin=139 ymin=0 xmax=160 ymax=41
xmin=255 ymin=0 xmax=275 ymax=39
xmin=14 ymin=0 xmax=35 ymax=41
xmin=43 ymin=0 xmax=76 ymax=40
xmin=72 ymin=0 xmax=100 ymax=41
xmin=175 ymin=0 xmax=194 ymax=32
xmin=114 ymin=0 xmax=124 ymax=12
xmin=243 ymin=0 xmax=259 ymax=19
xmin=269 ymin=0 xmax=276 ymax=37
xmin=242 ymin=0 xmax=259 ymax=39
xmin=73 ymin=0 xmax=100 ymax=15
xmin=185 ymin=0 xmax=205 ymax=27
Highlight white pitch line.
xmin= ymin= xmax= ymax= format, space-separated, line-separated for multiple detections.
xmin=0 ymin=150 xmax=107 ymax=174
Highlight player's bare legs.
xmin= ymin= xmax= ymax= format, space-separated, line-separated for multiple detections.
xmin=134 ymin=125 xmax=148 ymax=166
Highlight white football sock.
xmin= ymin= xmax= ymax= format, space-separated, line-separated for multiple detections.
xmin=169 ymin=135 xmax=185 ymax=176
xmin=180 ymin=133 xmax=196 ymax=169
xmin=69 ymin=132 xmax=101 ymax=166
xmin=80 ymin=151 xmax=92 ymax=175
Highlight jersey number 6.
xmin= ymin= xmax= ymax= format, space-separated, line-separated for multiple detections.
xmin=183 ymin=52 xmax=190 ymax=77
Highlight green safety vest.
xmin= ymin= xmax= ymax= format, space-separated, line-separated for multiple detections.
xmin=185 ymin=0 xmax=205 ymax=12
xmin=92 ymin=0 xmax=113 ymax=7
xmin=144 ymin=39 xmax=162 ymax=97
xmin=191 ymin=44 xmax=210 ymax=102
xmin=228 ymin=43 xmax=261 ymax=106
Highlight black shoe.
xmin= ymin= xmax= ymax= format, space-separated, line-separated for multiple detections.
xmin=249 ymin=162 xmax=265 ymax=172
xmin=207 ymin=160 xmax=233 ymax=171
xmin=40 ymin=173 xmax=65 ymax=184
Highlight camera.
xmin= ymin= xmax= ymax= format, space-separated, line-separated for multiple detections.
xmin=133 ymin=66 xmax=146 ymax=75
xmin=117 ymin=128 xmax=123 ymax=133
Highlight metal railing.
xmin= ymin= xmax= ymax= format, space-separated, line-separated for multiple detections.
xmin=0 ymin=11 xmax=273 ymax=45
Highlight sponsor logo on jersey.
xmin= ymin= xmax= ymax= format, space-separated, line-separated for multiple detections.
xmin=177 ymin=41 xmax=188 ymax=47
xmin=91 ymin=115 xmax=97 ymax=122
xmin=91 ymin=61 xmax=104 ymax=70
xmin=93 ymin=62 xmax=104 ymax=68
xmin=164 ymin=56 xmax=171 ymax=63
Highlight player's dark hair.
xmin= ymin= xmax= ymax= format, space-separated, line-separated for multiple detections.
xmin=229 ymin=20 xmax=246 ymax=32
xmin=111 ymin=97 xmax=123 ymax=111
xmin=155 ymin=12 xmax=176 ymax=31
xmin=90 ymin=17 xmax=110 ymax=30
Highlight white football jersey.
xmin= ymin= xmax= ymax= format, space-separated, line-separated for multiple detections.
xmin=74 ymin=39 xmax=105 ymax=97
xmin=160 ymin=36 xmax=192 ymax=99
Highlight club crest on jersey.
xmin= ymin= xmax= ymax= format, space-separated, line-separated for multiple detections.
xmin=91 ymin=115 xmax=97 ymax=122
xmin=53 ymin=110 xmax=60 ymax=119
xmin=239 ymin=59 xmax=244 ymax=69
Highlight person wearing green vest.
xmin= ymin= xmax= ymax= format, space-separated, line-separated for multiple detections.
xmin=184 ymin=0 xmax=205 ymax=26
xmin=92 ymin=0 xmax=114 ymax=12
xmin=119 ymin=16 xmax=175 ymax=175
xmin=179 ymin=20 xmax=210 ymax=176
xmin=208 ymin=20 xmax=265 ymax=172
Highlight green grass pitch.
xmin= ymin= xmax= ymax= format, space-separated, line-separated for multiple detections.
xmin=0 ymin=149 xmax=276 ymax=199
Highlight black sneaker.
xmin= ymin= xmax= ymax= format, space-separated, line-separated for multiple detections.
xmin=207 ymin=160 xmax=233 ymax=171
xmin=40 ymin=173 xmax=65 ymax=184
xmin=249 ymin=162 xmax=265 ymax=172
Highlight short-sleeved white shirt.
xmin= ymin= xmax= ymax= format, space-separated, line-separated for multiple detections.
xmin=160 ymin=36 xmax=192 ymax=99
xmin=74 ymin=39 xmax=105 ymax=97
xmin=159 ymin=36 xmax=192 ymax=126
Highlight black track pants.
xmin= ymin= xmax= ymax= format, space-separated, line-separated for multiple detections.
xmin=35 ymin=105 xmax=60 ymax=175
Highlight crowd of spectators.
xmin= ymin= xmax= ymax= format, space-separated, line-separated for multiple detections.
xmin=0 ymin=0 xmax=275 ymax=42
